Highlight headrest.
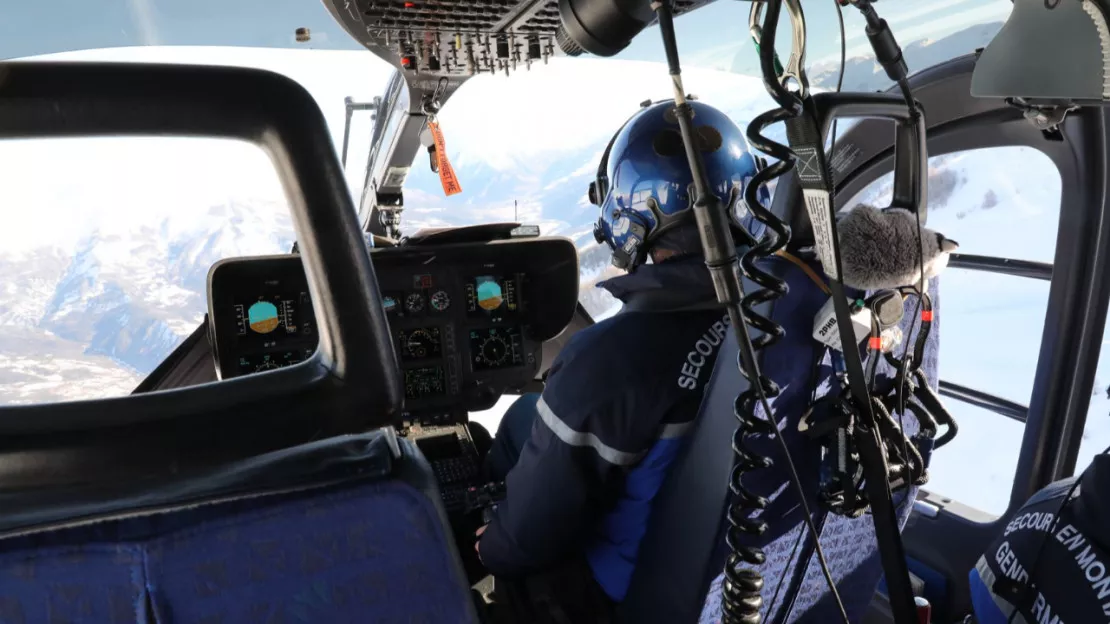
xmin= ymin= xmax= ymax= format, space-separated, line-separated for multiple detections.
xmin=972 ymin=0 xmax=1110 ymax=102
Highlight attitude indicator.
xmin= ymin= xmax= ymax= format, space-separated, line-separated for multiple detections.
xmin=248 ymin=301 xmax=280 ymax=334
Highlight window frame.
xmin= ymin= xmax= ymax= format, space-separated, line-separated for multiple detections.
xmin=815 ymin=69 xmax=1109 ymax=516
xmin=931 ymin=254 xmax=1054 ymax=425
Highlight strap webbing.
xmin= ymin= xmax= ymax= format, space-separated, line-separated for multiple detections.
xmin=784 ymin=97 xmax=920 ymax=624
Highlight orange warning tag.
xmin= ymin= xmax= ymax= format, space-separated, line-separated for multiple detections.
xmin=428 ymin=120 xmax=462 ymax=197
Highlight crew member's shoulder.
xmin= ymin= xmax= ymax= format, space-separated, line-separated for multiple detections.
xmin=554 ymin=310 xmax=723 ymax=371
xmin=554 ymin=315 xmax=645 ymax=369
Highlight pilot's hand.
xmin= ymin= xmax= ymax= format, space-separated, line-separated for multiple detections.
xmin=475 ymin=524 xmax=487 ymax=560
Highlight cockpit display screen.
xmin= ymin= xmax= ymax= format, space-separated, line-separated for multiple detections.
xmin=466 ymin=275 xmax=519 ymax=320
xmin=469 ymin=326 xmax=524 ymax=371
xmin=225 ymin=290 xmax=317 ymax=375
xmin=404 ymin=365 xmax=447 ymax=400
xmin=238 ymin=348 xmax=316 ymax=374
xmin=208 ymin=256 xmax=324 ymax=379
xmin=235 ymin=294 xmax=312 ymax=339
xmin=397 ymin=327 xmax=442 ymax=362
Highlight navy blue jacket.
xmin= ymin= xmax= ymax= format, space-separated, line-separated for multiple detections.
xmin=971 ymin=454 xmax=1110 ymax=623
xmin=478 ymin=256 xmax=731 ymax=601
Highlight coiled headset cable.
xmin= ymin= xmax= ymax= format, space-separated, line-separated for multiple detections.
xmin=652 ymin=2 xmax=849 ymax=623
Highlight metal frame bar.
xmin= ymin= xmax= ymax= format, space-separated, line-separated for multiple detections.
xmin=938 ymin=380 xmax=1028 ymax=423
xmin=341 ymin=96 xmax=380 ymax=169
xmin=948 ymin=254 xmax=1053 ymax=281
xmin=1011 ymin=106 xmax=1110 ymax=501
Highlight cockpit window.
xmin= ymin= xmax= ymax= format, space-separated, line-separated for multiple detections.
xmin=0 ymin=136 xmax=292 ymax=403
xmin=0 ymin=46 xmax=392 ymax=405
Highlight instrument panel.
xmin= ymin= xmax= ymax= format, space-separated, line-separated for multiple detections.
xmin=207 ymin=237 xmax=579 ymax=420
xmin=321 ymin=0 xmax=711 ymax=79
xmin=377 ymin=267 xmax=534 ymax=406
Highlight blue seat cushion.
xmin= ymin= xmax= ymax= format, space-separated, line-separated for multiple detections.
xmin=0 ymin=478 xmax=474 ymax=624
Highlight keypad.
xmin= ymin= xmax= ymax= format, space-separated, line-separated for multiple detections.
xmin=441 ymin=486 xmax=467 ymax=510
xmin=432 ymin=456 xmax=479 ymax=485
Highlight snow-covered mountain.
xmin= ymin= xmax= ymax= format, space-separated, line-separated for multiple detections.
xmin=0 ymin=194 xmax=295 ymax=402
xmin=0 ymin=132 xmax=296 ymax=401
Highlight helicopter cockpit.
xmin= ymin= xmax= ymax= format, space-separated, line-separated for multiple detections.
xmin=0 ymin=0 xmax=1108 ymax=623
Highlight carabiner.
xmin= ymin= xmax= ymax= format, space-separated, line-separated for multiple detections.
xmin=781 ymin=0 xmax=809 ymax=96
xmin=749 ymin=0 xmax=808 ymax=97
xmin=421 ymin=76 xmax=449 ymax=118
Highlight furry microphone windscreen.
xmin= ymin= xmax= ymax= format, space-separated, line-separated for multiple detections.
xmin=836 ymin=205 xmax=959 ymax=291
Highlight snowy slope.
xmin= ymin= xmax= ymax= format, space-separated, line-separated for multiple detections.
xmin=0 ymin=133 xmax=296 ymax=398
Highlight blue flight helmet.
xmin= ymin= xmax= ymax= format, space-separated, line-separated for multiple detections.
xmin=591 ymin=100 xmax=768 ymax=270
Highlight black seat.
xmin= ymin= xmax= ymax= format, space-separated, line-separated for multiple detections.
xmin=620 ymin=257 xmax=941 ymax=624
xmin=0 ymin=60 xmax=477 ymax=624
xmin=0 ymin=430 xmax=479 ymax=624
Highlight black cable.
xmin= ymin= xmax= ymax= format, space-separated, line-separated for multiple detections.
xmin=829 ymin=0 xmax=847 ymax=159
xmin=720 ymin=0 xmax=849 ymax=621
xmin=767 ymin=347 xmax=826 ymax=618
xmin=768 ymin=527 xmax=808 ymax=619
xmin=769 ymin=347 xmax=835 ymax=624
xmin=842 ymin=0 xmax=926 ymax=511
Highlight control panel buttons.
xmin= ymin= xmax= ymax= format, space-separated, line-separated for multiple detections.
xmin=432 ymin=456 xmax=479 ymax=485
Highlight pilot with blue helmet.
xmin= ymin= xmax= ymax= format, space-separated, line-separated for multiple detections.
xmin=475 ymin=99 xmax=768 ymax=618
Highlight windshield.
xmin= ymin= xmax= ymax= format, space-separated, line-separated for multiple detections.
xmin=0 ymin=0 xmax=1012 ymax=406
xmin=403 ymin=0 xmax=1014 ymax=318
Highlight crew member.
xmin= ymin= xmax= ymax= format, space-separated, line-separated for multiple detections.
xmin=970 ymin=453 xmax=1110 ymax=623
xmin=475 ymin=100 xmax=768 ymax=617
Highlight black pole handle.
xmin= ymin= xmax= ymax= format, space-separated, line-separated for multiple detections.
xmin=813 ymin=92 xmax=929 ymax=222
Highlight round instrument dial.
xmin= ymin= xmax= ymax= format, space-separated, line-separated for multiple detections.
xmin=406 ymin=292 xmax=425 ymax=314
xmin=402 ymin=328 xmax=436 ymax=359
xmin=478 ymin=335 xmax=510 ymax=368
xmin=430 ymin=290 xmax=450 ymax=312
